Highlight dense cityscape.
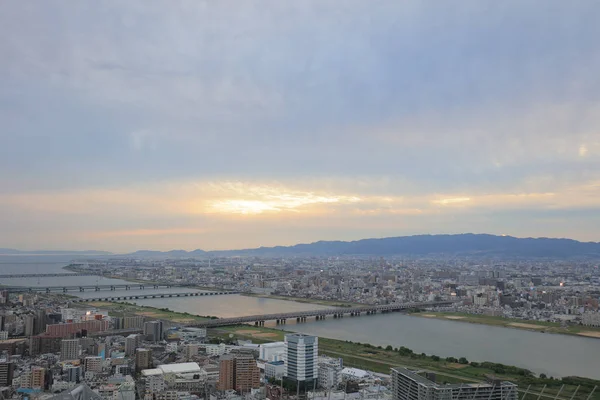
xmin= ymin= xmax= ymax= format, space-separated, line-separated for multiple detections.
xmin=0 ymin=253 xmax=598 ymax=400
xmin=2 ymin=1 xmax=600 ymax=400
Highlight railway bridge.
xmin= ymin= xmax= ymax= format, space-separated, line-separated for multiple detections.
xmin=1 ymin=284 xmax=177 ymax=293
xmin=74 ymin=291 xmax=238 ymax=302
xmin=0 ymin=273 xmax=98 ymax=278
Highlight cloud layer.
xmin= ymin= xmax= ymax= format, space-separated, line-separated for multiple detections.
xmin=1 ymin=1 xmax=599 ymax=251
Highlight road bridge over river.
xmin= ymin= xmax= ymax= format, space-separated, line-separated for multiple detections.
xmin=192 ymin=300 xmax=455 ymax=328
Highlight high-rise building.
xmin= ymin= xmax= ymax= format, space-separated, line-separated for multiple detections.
xmin=25 ymin=314 xmax=36 ymax=337
xmin=142 ymin=369 xmax=165 ymax=397
xmin=35 ymin=310 xmax=47 ymax=335
xmin=30 ymin=334 xmax=62 ymax=356
xmin=84 ymin=356 xmax=103 ymax=373
xmin=184 ymin=343 xmax=199 ymax=360
xmin=318 ymin=357 xmax=343 ymax=389
xmin=46 ymin=320 xmax=109 ymax=337
xmin=136 ymin=348 xmax=152 ymax=371
xmin=217 ymin=354 xmax=260 ymax=392
xmin=65 ymin=365 xmax=81 ymax=383
xmin=123 ymin=316 xmax=145 ymax=330
xmin=218 ymin=355 xmax=235 ymax=391
xmin=391 ymin=368 xmax=518 ymax=400
xmin=284 ymin=334 xmax=318 ymax=384
xmin=125 ymin=334 xmax=140 ymax=356
xmin=61 ymin=339 xmax=80 ymax=361
xmin=143 ymin=321 xmax=163 ymax=342
xmin=0 ymin=362 xmax=15 ymax=386
xmin=29 ymin=367 xmax=46 ymax=389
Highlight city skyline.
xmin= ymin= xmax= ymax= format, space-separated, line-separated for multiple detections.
xmin=1 ymin=1 xmax=600 ymax=251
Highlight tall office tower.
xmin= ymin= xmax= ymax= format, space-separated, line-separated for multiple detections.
xmin=135 ymin=348 xmax=152 ymax=371
xmin=35 ymin=310 xmax=47 ymax=334
xmin=24 ymin=314 xmax=36 ymax=337
xmin=125 ymin=334 xmax=140 ymax=356
xmin=284 ymin=334 xmax=318 ymax=385
xmin=217 ymin=354 xmax=260 ymax=392
xmin=0 ymin=362 xmax=15 ymax=386
xmin=143 ymin=321 xmax=163 ymax=342
xmin=61 ymin=339 xmax=80 ymax=361
xmin=391 ymin=368 xmax=518 ymax=400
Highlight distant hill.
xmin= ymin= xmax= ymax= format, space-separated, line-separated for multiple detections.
xmin=209 ymin=234 xmax=600 ymax=258
xmin=4 ymin=234 xmax=600 ymax=259
xmin=127 ymin=249 xmax=206 ymax=258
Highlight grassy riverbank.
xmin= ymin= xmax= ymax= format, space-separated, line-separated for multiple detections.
xmin=241 ymin=293 xmax=363 ymax=308
xmin=72 ymin=300 xmax=215 ymax=323
xmin=410 ymin=311 xmax=600 ymax=339
xmin=211 ymin=325 xmax=600 ymax=400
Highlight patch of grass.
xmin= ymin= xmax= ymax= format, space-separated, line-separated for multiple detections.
xmin=73 ymin=300 xmax=213 ymax=322
xmin=411 ymin=312 xmax=600 ymax=337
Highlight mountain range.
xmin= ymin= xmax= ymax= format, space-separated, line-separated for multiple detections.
xmin=2 ymin=234 xmax=600 ymax=258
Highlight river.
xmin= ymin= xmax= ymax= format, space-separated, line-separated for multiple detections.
xmin=130 ymin=295 xmax=600 ymax=380
xmin=3 ymin=258 xmax=599 ymax=380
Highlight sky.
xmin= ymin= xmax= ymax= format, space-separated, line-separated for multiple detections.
xmin=1 ymin=1 xmax=600 ymax=252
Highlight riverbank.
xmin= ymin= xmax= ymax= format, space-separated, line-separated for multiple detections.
xmin=211 ymin=325 xmax=600 ymax=400
xmin=410 ymin=311 xmax=600 ymax=339
xmin=72 ymin=300 xmax=215 ymax=323
xmin=241 ymin=293 xmax=362 ymax=308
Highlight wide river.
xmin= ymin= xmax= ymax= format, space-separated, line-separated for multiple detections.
xmin=3 ymin=258 xmax=599 ymax=380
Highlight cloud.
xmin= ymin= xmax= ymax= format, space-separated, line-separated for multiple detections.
xmin=1 ymin=1 xmax=600 ymax=249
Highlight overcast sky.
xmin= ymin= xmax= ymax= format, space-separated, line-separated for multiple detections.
xmin=1 ymin=1 xmax=600 ymax=252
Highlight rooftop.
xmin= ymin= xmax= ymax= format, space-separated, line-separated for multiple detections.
xmin=157 ymin=362 xmax=201 ymax=374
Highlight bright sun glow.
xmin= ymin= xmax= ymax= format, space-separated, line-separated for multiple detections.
xmin=205 ymin=185 xmax=361 ymax=215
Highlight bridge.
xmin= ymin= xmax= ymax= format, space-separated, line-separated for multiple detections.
xmin=1 ymin=284 xmax=178 ymax=293
xmin=190 ymin=300 xmax=455 ymax=328
xmin=73 ymin=291 xmax=238 ymax=302
xmin=0 ymin=273 xmax=98 ymax=278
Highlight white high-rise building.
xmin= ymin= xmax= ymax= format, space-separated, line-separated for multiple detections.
xmin=259 ymin=342 xmax=285 ymax=361
xmin=284 ymin=334 xmax=318 ymax=383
